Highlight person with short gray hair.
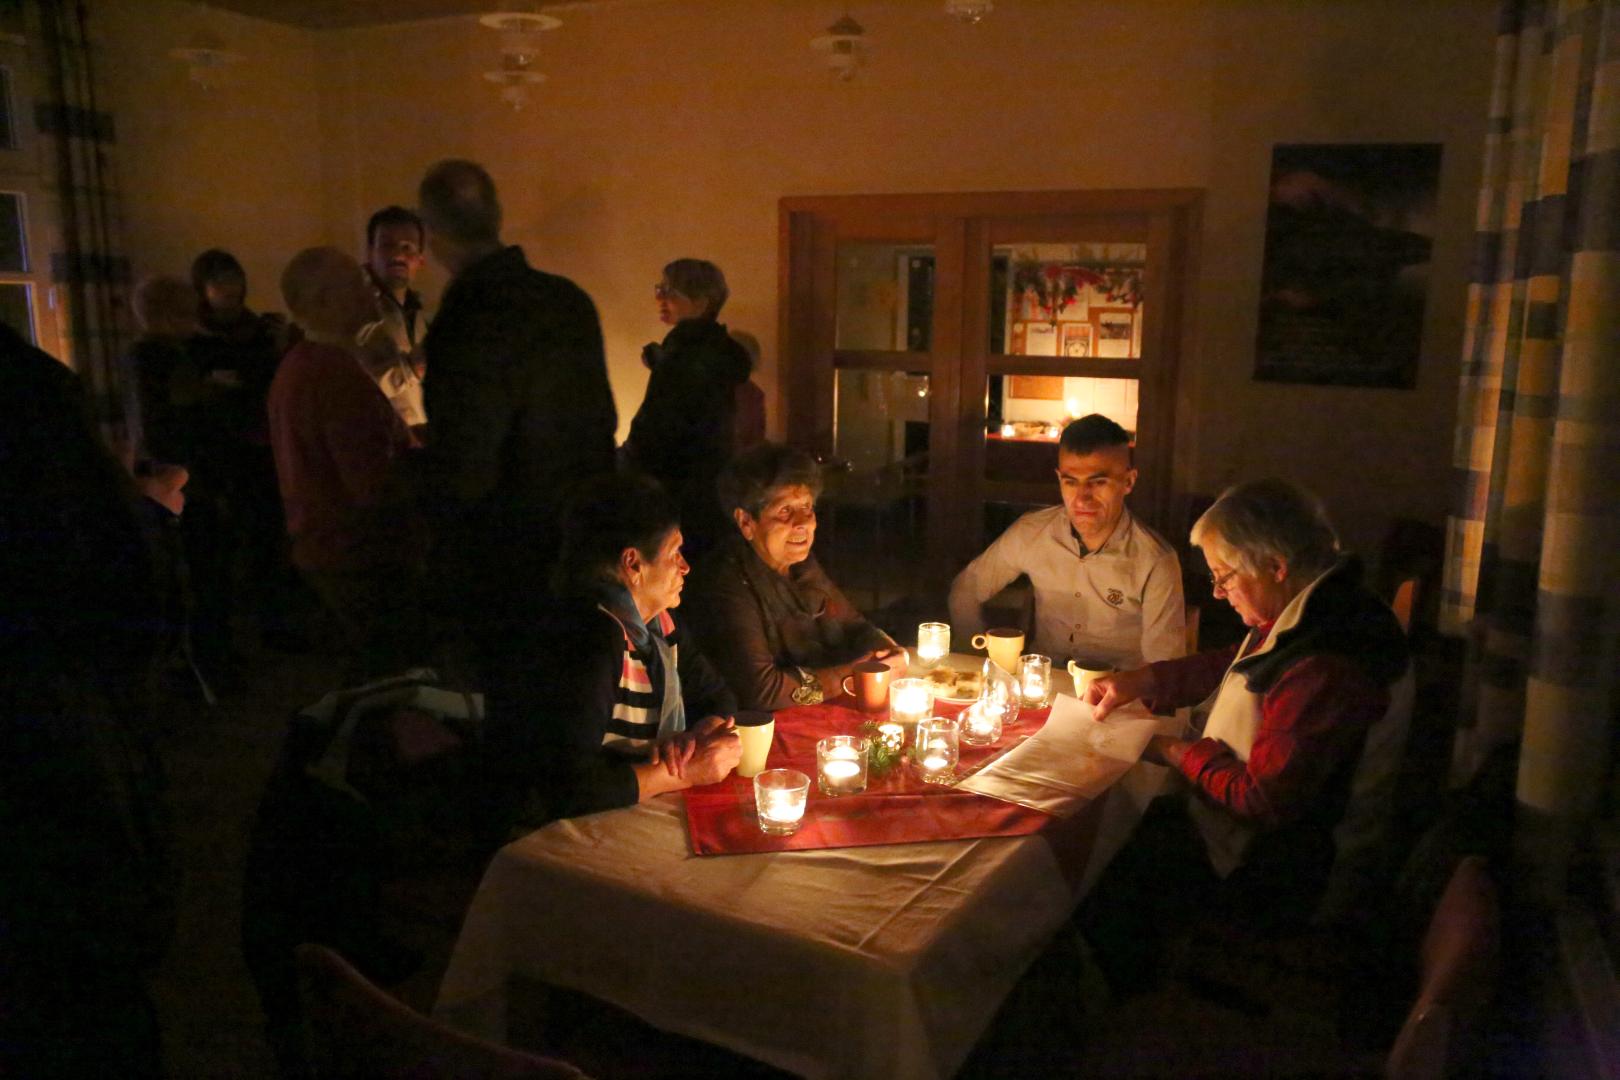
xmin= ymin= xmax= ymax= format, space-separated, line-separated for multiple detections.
xmin=622 ymin=257 xmax=753 ymax=560
xmin=1077 ymin=477 xmax=1412 ymax=997
xmin=683 ymin=442 xmax=904 ymax=710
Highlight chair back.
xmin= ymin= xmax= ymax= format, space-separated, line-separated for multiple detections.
xmin=1385 ymin=856 xmax=1500 ymax=1080
xmin=1391 ymin=578 xmax=1418 ymax=634
xmin=295 ymin=943 xmax=589 ymax=1080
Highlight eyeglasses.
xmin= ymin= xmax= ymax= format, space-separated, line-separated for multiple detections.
xmin=1209 ymin=566 xmax=1240 ymax=593
xmin=654 ymin=283 xmax=684 ymax=301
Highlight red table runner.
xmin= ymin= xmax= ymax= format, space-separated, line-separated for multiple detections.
xmin=683 ymin=697 xmax=1057 ymax=855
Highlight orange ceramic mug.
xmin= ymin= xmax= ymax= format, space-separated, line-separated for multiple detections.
xmin=841 ymin=660 xmax=893 ymax=713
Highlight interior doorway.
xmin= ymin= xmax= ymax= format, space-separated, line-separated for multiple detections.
xmin=778 ymin=189 xmax=1201 ymax=621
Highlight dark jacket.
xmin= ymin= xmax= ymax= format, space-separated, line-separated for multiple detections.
xmin=484 ymin=597 xmax=736 ymax=825
xmin=418 ymin=246 xmax=618 ymax=622
xmin=623 ymin=318 xmax=752 ymax=559
xmin=684 ymin=535 xmax=891 ymax=710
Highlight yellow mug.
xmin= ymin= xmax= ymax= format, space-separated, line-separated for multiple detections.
xmin=972 ymin=627 xmax=1025 ymax=674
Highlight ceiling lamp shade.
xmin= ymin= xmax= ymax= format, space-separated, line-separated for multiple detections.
xmin=479 ymin=9 xmax=560 ymax=110
xmin=810 ymin=14 xmax=870 ymax=82
xmin=944 ymin=0 xmax=994 ymax=23
xmin=169 ymin=29 xmax=243 ymax=91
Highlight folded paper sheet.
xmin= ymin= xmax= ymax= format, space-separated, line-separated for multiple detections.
xmin=956 ymin=695 xmax=1159 ymax=815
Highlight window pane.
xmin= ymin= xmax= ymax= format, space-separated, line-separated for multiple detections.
xmin=0 ymin=281 xmax=33 ymax=342
xmin=820 ymin=369 xmax=930 ymax=616
xmin=985 ymin=375 xmax=1137 ymax=482
xmin=836 ymin=243 xmax=934 ymax=351
xmin=989 ymin=242 xmax=1145 ymax=358
xmin=0 ymin=191 xmax=26 ymax=272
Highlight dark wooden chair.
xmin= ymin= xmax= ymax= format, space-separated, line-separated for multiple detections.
xmin=295 ymin=943 xmax=590 ymax=1080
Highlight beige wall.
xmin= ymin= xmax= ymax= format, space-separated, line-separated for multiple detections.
xmin=99 ymin=0 xmax=325 ymax=317
xmin=106 ymin=0 xmax=1497 ymax=562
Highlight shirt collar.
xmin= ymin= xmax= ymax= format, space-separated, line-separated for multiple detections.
xmin=1059 ymin=506 xmax=1134 ymax=558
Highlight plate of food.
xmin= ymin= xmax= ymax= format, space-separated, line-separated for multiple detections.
xmin=924 ymin=665 xmax=984 ymax=704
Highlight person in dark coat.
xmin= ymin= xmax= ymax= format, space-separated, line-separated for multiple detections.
xmin=0 ymin=323 xmax=174 ymax=1079
xmin=415 ymin=160 xmax=618 ymax=658
xmin=622 ymin=258 xmax=753 ymax=561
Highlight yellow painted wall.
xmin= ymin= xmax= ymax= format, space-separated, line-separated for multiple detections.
xmin=104 ymin=0 xmax=1498 ymax=561
xmin=98 ymin=0 xmax=325 ymax=320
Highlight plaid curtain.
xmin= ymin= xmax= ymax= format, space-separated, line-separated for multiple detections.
xmin=36 ymin=0 xmax=131 ymax=438
xmin=1442 ymin=0 xmax=1619 ymax=816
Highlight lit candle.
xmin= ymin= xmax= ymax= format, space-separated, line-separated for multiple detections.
xmin=817 ymin=735 xmax=870 ymax=796
xmin=913 ymin=718 xmax=959 ymax=783
xmin=916 ymin=622 xmax=950 ymax=666
xmin=1018 ymin=653 xmax=1051 ymax=707
xmin=889 ymin=678 xmax=933 ymax=729
xmin=960 ymin=701 xmax=1001 ymax=747
xmin=1000 ymin=422 xmax=1016 ymax=438
xmin=763 ymin=790 xmax=806 ymax=824
xmin=753 ymin=769 xmax=810 ymax=835
xmin=877 ymin=723 xmax=905 ymax=753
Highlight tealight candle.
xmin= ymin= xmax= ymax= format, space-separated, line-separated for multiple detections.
xmin=817 ymin=735 xmax=870 ymax=796
xmin=960 ymin=700 xmax=1001 ymax=747
xmin=889 ymin=677 xmax=933 ymax=729
xmin=913 ymin=718 xmax=960 ymax=784
xmin=916 ymin=622 xmax=950 ymax=667
xmin=753 ymin=769 xmax=810 ymax=835
xmin=1018 ymin=653 xmax=1052 ymax=707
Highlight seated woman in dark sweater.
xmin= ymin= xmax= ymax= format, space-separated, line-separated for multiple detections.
xmin=684 ymin=443 xmax=907 ymax=711
xmin=484 ymin=473 xmax=741 ymax=828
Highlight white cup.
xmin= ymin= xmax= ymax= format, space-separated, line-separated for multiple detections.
xmin=734 ymin=711 xmax=776 ymax=779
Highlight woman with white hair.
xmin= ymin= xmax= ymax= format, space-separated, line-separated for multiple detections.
xmin=1078 ymin=477 xmax=1411 ymax=996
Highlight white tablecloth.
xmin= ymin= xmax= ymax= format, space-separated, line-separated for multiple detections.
xmin=433 ymin=669 xmax=1174 ymax=1079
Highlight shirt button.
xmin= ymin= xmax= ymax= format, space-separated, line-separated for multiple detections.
xmin=1075 ymin=592 xmax=1083 ymax=598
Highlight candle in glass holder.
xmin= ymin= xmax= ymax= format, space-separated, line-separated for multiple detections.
xmin=889 ymin=677 xmax=933 ymax=729
xmin=1018 ymin=653 xmax=1052 ymax=707
xmin=980 ymin=659 xmax=1022 ymax=729
xmin=753 ymin=769 xmax=810 ymax=835
xmin=876 ymin=722 xmax=905 ymax=755
xmin=913 ymin=718 xmax=960 ymax=784
xmin=817 ymin=735 xmax=870 ymax=796
xmin=916 ymin=622 xmax=951 ymax=667
xmin=960 ymin=701 xmax=1001 ymax=746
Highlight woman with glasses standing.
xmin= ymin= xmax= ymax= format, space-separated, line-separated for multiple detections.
xmin=622 ymin=259 xmax=753 ymax=561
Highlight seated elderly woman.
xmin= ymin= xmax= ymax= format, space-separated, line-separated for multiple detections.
xmin=483 ymin=473 xmax=741 ymax=827
xmin=684 ymin=443 xmax=907 ymax=711
xmin=1077 ymin=478 xmax=1410 ymax=996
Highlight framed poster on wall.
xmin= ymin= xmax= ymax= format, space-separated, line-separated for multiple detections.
xmin=1253 ymin=142 xmax=1440 ymax=388
xmin=1091 ymin=308 xmax=1136 ymax=358
xmin=1061 ymin=322 xmax=1092 ymax=357
xmin=1009 ymin=320 xmax=1059 ymax=357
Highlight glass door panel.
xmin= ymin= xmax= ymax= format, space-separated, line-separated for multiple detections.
xmin=988 ymin=241 xmax=1145 ymax=359
xmin=820 ymin=369 xmax=932 ymax=615
xmin=835 ymin=242 xmax=935 ymax=353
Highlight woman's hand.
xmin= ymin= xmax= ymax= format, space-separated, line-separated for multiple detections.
xmin=656 ymin=716 xmax=735 ymax=779
xmin=1086 ymin=666 xmax=1157 ymax=721
xmin=683 ymin=724 xmax=742 ymax=786
xmin=1142 ymin=734 xmax=1191 ymax=769
xmin=870 ymin=645 xmax=909 ymax=675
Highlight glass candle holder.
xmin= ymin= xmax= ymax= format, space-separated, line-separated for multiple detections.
xmin=817 ymin=735 xmax=870 ymax=796
xmin=1018 ymin=653 xmax=1052 ymax=708
xmin=912 ymin=717 xmax=960 ymax=784
xmin=876 ymin=722 xmax=906 ymax=755
xmin=889 ymin=677 xmax=934 ymax=729
xmin=959 ymin=700 xmax=1002 ymax=747
xmin=754 ymin=769 xmax=810 ymax=835
xmin=916 ymin=622 xmax=951 ymax=667
xmin=980 ymin=659 xmax=1022 ymax=729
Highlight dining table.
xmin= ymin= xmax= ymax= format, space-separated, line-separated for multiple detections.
xmin=432 ymin=655 xmax=1177 ymax=1080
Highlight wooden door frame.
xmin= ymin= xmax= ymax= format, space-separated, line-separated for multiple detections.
xmin=779 ymin=188 xmax=1203 ymax=578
